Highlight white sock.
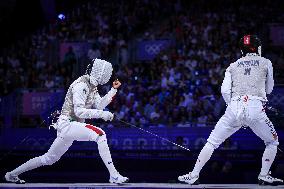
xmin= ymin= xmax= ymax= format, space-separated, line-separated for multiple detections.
xmin=260 ymin=145 xmax=277 ymax=176
xmin=191 ymin=142 xmax=215 ymax=176
xmin=10 ymin=157 xmax=43 ymax=176
xmin=97 ymin=135 xmax=118 ymax=176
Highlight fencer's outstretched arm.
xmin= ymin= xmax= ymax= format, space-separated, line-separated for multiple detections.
xmin=73 ymin=82 xmax=112 ymax=120
xmin=221 ymin=67 xmax=232 ymax=104
xmin=94 ymin=88 xmax=117 ymax=110
xmin=266 ymin=60 xmax=274 ymax=94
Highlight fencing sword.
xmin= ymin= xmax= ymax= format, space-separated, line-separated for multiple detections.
xmin=115 ymin=116 xmax=191 ymax=152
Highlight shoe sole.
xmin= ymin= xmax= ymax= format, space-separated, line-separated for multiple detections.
xmin=258 ymin=179 xmax=282 ymax=186
xmin=117 ymin=178 xmax=129 ymax=185
xmin=110 ymin=178 xmax=129 ymax=184
xmin=179 ymin=178 xmax=199 ymax=185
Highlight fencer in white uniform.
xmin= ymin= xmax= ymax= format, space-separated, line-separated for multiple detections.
xmin=5 ymin=59 xmax=129 ymax=184
xmin=178 ymin=35 xmax=283 ymax=185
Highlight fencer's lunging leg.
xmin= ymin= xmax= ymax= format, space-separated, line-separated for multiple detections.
xmin=178 ymin=108 xmax=241 ymax=184
xmin=96 ymin=134 xmax=129 ymax=183
xmin=8 ymin=157 xmax=43 ymax=177
xmin=192 ymin=109 xmax=240 ymax=176
xmin=65 ymin=123 xmax=119 ymax=176
xmin=97 ymin=134 xmax=118 ymax=175
xmin=191 ymin=142 xmax=215 ymax=176
xmin=178 ymin=142 xmax=215 ymax=184
xmin=67 ymin=123 xmax=128 ymax=183
xmin=8 ymin=137 xmax=73 ymax=177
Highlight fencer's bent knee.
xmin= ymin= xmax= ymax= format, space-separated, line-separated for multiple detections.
xmin=39 ymin=153 xmax=61 ymax=165
xmin=89 ymin=131 xmax=107 ymax=142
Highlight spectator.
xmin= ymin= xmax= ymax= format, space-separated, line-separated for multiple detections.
xmin=45 ymin=76 xmax=55 ymax=89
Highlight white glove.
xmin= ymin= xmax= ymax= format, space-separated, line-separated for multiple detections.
xmin=101 ymin=111 xmax=114 ymax=121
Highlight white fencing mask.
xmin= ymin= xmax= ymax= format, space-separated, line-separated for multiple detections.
xmin=89 ymin=59 xmax=113 ymax=86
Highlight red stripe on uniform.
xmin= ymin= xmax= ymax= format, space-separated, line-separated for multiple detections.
xmin=85 ymin=124 xmax=104 ymax=136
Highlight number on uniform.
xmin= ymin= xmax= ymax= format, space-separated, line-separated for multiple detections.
xmin=244 ymin=68 xmax=251 ymax=75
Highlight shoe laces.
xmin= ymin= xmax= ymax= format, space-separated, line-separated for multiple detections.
xmin=8 ymin=174 xmax=16 ymax=180
xmin=262 ymin=171 xmax=280 ymax=181
xmin=266 ymin=175 xmax=274 ymax=180
xmin=10 ymin=175 xmax=21 ymax=182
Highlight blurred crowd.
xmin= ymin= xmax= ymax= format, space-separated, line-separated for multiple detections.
xmin=105 ymin=0 xmax=284 ymax=127
xmin=0 ymin=0 xmax=173 ymax=95
xmin=0 ymin=0 xmax=284 ymax=127
xmin=110 ymin=4 xmax=236 ymax=125
xmin=107 ymin=60 xmax=226 ymax=127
